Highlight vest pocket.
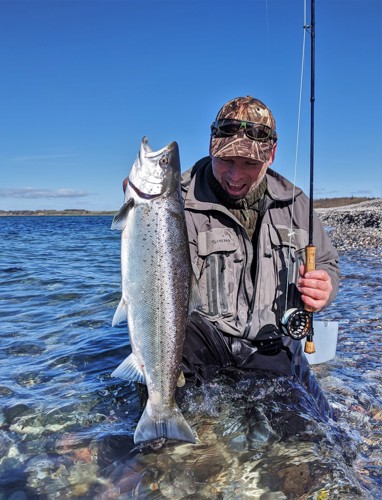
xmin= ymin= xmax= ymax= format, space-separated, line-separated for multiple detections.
xmin=204 ymin=253 xmax=236 ymax=316
xmin=265 ymin=225 xmax=309 ymax=317
xmin=197 ymin=228 xmax=240 ymax=318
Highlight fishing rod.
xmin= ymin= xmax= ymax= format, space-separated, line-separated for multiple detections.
xmin=304 ymin=0 xmax=316 ymax=353
xmin=281 ymin=0 xmax=316 ymax=354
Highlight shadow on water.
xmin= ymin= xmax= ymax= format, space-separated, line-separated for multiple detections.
xmin=0 ymin=217 xmax=381 ymax=498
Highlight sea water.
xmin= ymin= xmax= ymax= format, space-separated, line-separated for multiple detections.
xmin=0 ymin=216 xmax=381 ymax=498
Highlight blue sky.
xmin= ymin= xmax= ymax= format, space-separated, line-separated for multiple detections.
xmin=0 ymin=0 xmax=381 ymax=211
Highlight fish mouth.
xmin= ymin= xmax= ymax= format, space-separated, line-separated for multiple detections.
xmin=128 ymin=178 xmax=161 ymax=200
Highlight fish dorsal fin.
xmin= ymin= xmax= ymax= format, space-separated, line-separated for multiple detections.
xmin=111 ymin=198 xmax=134 ymax=230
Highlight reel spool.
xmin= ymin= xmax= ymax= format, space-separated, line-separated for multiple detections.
xmin=281 ymin=308 xmax=312 ymax=340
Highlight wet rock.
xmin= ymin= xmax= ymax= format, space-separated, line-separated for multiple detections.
xmin=277 ymin=462 xmax=311 ymax=495
xmin=246 ymin=408 xmax=274 ymax=447
xmin=196 ymin=422 xmax=218 ymax=446
xmin=6 ymin=341 xmax=45 ymax=356
xmin=3 ymin=403 xmax=32 ymax=424
xmin=0 ymin=385 xmax=14 ymax=397
xmin=0 ymin=457 xmax=27 ymax=489
xmin=371 ymin=409 xmax=382 ymax=421
xmin=18 ymin=434 xmax=57 ymax=457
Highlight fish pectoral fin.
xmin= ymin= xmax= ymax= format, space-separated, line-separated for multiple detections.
xmin=112 ymin=298 xmax=127 ymax=326
xmin=111 ymin=353 xmax=145 ymax=384
xmin=111 ymin=198 xmax=134 ymax=230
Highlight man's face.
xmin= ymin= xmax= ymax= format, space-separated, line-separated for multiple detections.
xmin=211 ymin=147 xmax=275 ymax=200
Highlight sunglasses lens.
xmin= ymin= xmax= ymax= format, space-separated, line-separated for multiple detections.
xmin=212 ymin=120 xmax=276 ymax=142
xmin=246 ymin=124 xmax=272 ymax=141
xmin=213 ymin=120 xmax=241 ymax=137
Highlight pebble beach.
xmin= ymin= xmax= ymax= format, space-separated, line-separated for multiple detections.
xmin=316 ymin=198 xmax=382 ymax=256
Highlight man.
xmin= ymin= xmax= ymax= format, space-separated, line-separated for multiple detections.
xmin=181 ymin=96 xmax=340 ymax=416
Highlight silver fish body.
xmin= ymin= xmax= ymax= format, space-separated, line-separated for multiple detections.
xmin=111 ymin=137 xmax=195 ymax=445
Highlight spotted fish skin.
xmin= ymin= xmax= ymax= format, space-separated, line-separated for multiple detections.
xmin=111 ymin=137 xmax=195 ymax=445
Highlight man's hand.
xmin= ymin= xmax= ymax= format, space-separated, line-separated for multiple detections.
xmin=298 ymin=265 xmax=333 ymax=312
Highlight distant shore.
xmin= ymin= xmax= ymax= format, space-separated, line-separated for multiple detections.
xmin=2 ymin=198 xmax=381 ymax=256
xmin=0 ymin=196 xmax=377 ymax=217
xmin=0 ymin=209 xmax=115 ymax=217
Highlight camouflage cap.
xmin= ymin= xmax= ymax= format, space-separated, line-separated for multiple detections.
xmin=209 ymin=96 xmax=277 ymax=162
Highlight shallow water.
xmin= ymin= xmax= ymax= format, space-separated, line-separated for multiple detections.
xmin=0 ymin=216 xmax=381 ymax=498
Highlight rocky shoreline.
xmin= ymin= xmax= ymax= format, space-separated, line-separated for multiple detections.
xmin=1 ymin=200 xmax=381 ymax=256
xmin=316 ymin=199 xmax=382 ymax=256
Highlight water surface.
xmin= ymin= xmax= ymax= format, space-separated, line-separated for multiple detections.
xmin=0 ymin=216 xmax=381 ymax=498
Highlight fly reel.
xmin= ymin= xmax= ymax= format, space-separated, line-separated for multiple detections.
xmin=281 ymin=308 xmax=312 ymax=340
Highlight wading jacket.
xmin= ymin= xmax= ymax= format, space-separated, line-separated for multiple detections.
xmin=182 ymin=158 xmax=340 ymax=341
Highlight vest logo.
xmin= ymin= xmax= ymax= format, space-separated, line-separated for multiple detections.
xmin=198 ymin=228 xmax=238 ymax=256
xmin=211 ymin=238 xmax=232 ymax=245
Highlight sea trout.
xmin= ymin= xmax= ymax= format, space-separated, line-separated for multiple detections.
xmin=111 ymin=137 xmax=195 ymax=445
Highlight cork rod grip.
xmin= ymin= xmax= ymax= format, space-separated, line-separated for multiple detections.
xmin=304 ymin=244 xmax=316 ymax=353
xmin=304 ymin=244 xmax=316 ymax=313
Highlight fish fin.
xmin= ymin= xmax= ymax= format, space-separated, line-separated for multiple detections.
xmin=111 ymin=353 xmax=145 ymax=384
xmin=177 ymin=371 xmax=186 ymax=388
xmin=112 ymin=298 xmax=127 ymax=326
xmin=188 ymin=272 xmax=202 ymax=314
xmin=134 ymin=401 xmax=196 ymax=445
xmin=111 ymin=199 xmax=134 ymax=230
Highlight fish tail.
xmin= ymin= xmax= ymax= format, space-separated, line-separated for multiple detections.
xmin=134 ymin=402 xmax=195 ymax=445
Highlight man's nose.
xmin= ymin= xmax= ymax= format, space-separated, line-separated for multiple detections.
xmin=228 ymin=163 xmax=243 ymax=181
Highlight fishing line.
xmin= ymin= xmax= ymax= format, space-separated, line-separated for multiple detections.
xmin=264 ymin=0 xmax=271 ymax=88
xmin=281 ymin=0 xmax=316 ymax=347
xmin=284 ymin=0 xmax=308 ymax=316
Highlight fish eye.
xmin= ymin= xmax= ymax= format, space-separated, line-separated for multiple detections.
xmin=159 ymin=155 xmax=169 ymax=167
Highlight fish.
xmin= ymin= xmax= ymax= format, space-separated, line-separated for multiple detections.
xmin=111 ymin=137 xmax=196 ymax=445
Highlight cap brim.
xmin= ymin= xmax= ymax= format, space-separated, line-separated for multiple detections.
xmin=210 ymin=135 xmax=273 ymax=163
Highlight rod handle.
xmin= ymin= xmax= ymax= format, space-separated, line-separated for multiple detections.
xmin=304 ymin=245 xmax=316 ymax=353
xmin=305 ymin=244 xmax=316 ymax=313
xmin=305 ymin=244 xmax=316 ymax=273
xmin=304 ymin=334 xmax=316 ymax=354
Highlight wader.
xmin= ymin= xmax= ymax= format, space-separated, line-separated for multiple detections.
xmin=182 ymin=312 xmax=334 ymax=420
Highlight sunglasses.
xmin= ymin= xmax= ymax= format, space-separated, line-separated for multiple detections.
xmin=211 ymin=119 xmax=277 ymax=142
